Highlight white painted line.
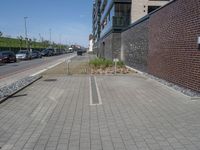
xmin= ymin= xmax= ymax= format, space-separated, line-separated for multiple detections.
xmin=89 ymin=76 xmax=102 ymax=106
xmin=89 ymin=76 xmax=93 ymax=106
xmin=30 ymin=54 xmax=76 ymax=77
xmin=46 ymin=61 xmax=64 ymax=69
xmin=30 ymin=69 xmax=47 ymax=77
xmin=94 ymin=76 xmax=102 ymax=105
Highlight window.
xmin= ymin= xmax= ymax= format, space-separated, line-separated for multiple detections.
xmin=148 ymin=6 xmax=160 ymax=13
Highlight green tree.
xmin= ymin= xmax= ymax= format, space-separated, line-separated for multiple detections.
xmin=17 ymin=36 xmax=23 ymax=50
xmin=0 ymin=31 xmax=3 ymax=37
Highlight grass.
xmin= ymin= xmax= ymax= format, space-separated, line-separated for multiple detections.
xmin=89 ymin=58 xmax=125 ymax=69
xmin=0 ymin=37 xmax=68 ymax=52
xmin=0 ymin=37 xmax=46 ymax=49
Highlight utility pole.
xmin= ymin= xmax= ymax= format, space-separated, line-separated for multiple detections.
xmin=49 ymin=28 xmax=51 ymax=47
xmin=24 ymin=17 xmax=28 ymax=50
xmin=59 ymin=34 xmax=61 ymax=51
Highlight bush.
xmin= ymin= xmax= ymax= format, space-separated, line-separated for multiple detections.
xmin=89 ymin=58 xmax=125 ymax=69
xmin=117 ymin=61 xmax=125 ymax=67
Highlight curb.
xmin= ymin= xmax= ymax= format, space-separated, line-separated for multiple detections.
xmin=30 ymin=54 xmax=76 ymax=77
xmin=126 ymin=65 xmax=200 ymax=100
xmin=0 ymin=54 xmax=76 ymax=104
xmin=0 ymin=75 xmax=42 ymax=104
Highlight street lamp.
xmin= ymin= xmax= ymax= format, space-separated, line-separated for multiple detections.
xmin=49 ymin=28 xmax=52 ymax=46
xmin=24 ymin=17 xmax=28 ymax=50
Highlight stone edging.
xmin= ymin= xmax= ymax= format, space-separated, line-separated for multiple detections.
xmin=126 ymin=65 xmax=200 ymax=100
xmin=0 ymin=75 xmax=42 ymax=104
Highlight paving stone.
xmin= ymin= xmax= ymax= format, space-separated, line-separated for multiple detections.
xmin=0 ymin=73 xmax=199 ymax=150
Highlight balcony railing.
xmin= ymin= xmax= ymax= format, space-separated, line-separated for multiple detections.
xmin=112 ymin=16 xmax=130 ymax=28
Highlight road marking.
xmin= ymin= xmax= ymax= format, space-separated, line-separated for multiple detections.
xmin=30 ymin=54 xmax=76 ymax=77
xmin=89 ymin=76 xmax=102 ymax=106
xmin=30 ymin=69 xmax=47 ymax=77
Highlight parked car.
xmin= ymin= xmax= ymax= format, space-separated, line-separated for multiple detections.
xmin=68 ymin=48 xmax=74 ymax=53
xmin=31 ymin=50 xmax=42 ymax=59
xmin=16 ymin=50 xmax=32 ymax=60
xmin=77 ymin=49 xmax=83 ymax=56
xmin=0 ymin=51 xmax=17 ymax=63
xmin=41 ymin=49 xmax=54 ymax=57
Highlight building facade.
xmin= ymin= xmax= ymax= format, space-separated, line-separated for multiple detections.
xmin=88 ymin=34 xmax=93 ymax=52
xmin=92 ymin=0 xmax=101 ymax=43
xmin=93 ymin=0 xmax=132 ymax=59
xmin=131 ymin=0 xmax=171 ymax=22
xmin=92 ymin=0 xmax=171 ymax=59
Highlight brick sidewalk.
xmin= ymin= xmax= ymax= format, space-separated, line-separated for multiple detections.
xmin=0 ymin=74 xmax=200 ymax=150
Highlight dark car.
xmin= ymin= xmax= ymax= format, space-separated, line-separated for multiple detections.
xmin=77 ymin=49 xmax=83 ymax=56
xmin=0 ymin=51 xmax=17 ymax=63
xmin=32 ymin=51 xmax=42 ymax=59
xmin=41 ymin=49 xmax=54 ymax=57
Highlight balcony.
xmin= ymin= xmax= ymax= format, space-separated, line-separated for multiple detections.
xmin=112 ymin=16 xmax=130 ymax=29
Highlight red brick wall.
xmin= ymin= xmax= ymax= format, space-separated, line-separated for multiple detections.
xmin=148 ymin=0 xmax=200 ymax=92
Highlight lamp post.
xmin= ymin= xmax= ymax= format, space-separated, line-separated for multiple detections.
xmin=24 ymin=17 xmax=28 ymax=50
xmin=49 ymin=28 xmax=52 ymax=47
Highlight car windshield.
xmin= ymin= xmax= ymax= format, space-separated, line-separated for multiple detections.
xmin=1 ymin=52 xmax=10 ymax=56
xmin=42 ymin=50 xmax=48 ymax=52
xmin=18 ymin=51 xmax=28 ymax=54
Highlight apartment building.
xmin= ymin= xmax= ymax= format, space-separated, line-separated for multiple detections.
xmin=92 ymin=0 xmax=101 ymax=43
xmin=100 ymin=0 xmax=131 ymax=38
xmin=92 ymin=0 xmax=171 ymax=59
xmin=131 ymin=0 xmax=171 ymax=22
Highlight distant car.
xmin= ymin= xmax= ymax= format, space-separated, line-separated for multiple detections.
xmin=16 ymin=50 xmax=32 ymax=60
xmin=77 ymin=49 xmax=83 ymax=56
xmin=68 ymin=48 xmax=74 ymax=53
xmin=41 ymin=49 xmax=54 ymax=57
xmin=31 ymin=51 xmax=42 ymax=59
xmin=0 ymin=51 xmax=17 ymax=63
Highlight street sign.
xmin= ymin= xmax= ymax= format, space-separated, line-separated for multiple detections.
xmin=66 ymin=59 xmax=71 ymax=63
xmin=113 ymin=58 xmax=119 ymax=62
xmin=113 ymin=58 xmax=119 ymax=75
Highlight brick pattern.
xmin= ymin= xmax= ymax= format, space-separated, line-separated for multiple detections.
xmin=121 ymin=20 xmax=149 ymax=72
xmin=2 ymin=75 xmax=200 ymax=150
xmin=148 ymin=0 xmax=200 ymax=92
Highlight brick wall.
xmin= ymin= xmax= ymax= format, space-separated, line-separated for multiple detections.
xmin=121 ymin=19 xmax=149 ymax=72
xmin=148 ymin=0 xmax=200 ymax=92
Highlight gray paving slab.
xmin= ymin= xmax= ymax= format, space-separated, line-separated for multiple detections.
xmin=0 ymin=74 xmax=200 ymax=150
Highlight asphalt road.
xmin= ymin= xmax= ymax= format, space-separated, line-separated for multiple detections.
xmin=0 ymin=53 xmax=73 ymax=79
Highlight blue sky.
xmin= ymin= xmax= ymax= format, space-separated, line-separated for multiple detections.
xmin=0 ymin=0 xmax=92 ymax=47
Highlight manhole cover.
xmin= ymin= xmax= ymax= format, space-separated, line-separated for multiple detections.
xmin=43 ymin=79 xmax=57 ymax=82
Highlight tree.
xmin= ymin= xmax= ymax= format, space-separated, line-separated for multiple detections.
xmin=33 ymin=38 xmax=37 ymax=48
xmin=17 ymin=36 xmax=23 ymax=50
xmin=0 ymin=31 xmax=3 ymax=37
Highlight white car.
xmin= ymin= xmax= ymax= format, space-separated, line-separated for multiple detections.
xmin=16 ymin=50 xmax=32 ymax=60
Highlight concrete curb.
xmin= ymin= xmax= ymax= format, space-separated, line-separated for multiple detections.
xmin=0 ymin=54 xmax=76 ymax=104
xmin=0 ymin=75 xmax=42 ymax=104
xmin=30 ymin=54 xmax=76 ymax=77
xmin=126 ymin=65 xmax=200 ymax=100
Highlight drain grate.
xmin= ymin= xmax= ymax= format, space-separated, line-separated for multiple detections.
xmin=43 ymin=79 xmax=57 ymax=82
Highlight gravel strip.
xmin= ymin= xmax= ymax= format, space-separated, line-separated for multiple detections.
xmin=143 ymin=73 xmax=200 ymax=97
xmin=0 ymin=75 xmax=41 ymax=100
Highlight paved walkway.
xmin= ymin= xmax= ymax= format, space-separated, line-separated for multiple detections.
xmin=0 ymin=74 xmax=200 ymax=150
